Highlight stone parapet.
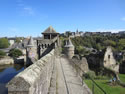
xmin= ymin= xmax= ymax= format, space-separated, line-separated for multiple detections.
xmin=7 ymin=49 xmax=55 ymax=94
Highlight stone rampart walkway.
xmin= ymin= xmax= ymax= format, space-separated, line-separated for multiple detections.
xmin=49 ymin=56 xmax=92 ymax=94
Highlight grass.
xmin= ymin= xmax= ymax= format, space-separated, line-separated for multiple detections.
xmin=84 ymin=79 xmax=125 ymax=94
xmin=119 ymin=74 xmax=125 ymax=83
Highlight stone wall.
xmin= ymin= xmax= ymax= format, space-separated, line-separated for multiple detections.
xmin=64 ymin=46 xmax=74 ymax=59
xmin=0 ymin=57 xmax=14 ymax=65
xmin=70 ymin=57 xmax=89 ymax=77
xmin=26 ymin=46 xmax=38 ymax=66
xmin=7 ymin=49 xmax=55 ymax=94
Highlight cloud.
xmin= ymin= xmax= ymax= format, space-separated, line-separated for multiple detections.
xmin=23 ymin=7 xmax=34 ymax=15
xmin=16 ymin=0 xmax=35 ymax=16
xmin=121 ymin=17 xmax=125 ymax=21
xmin=96 ymin=29 xmax=125 ymax=33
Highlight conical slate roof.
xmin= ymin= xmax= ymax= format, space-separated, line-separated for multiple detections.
xmin=42 ymin=26 xmax=59 ymax=34
xmin=65 ymin=38 xmax=74 ymax=47
xmin=27 ymin=36 xmax=34 ymax=47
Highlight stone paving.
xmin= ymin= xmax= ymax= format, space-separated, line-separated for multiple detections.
xmin=53 ymin=56 xmax=92 ymax=94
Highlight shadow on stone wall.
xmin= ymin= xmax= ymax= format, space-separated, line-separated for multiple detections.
xmin=85 ymin=51 xmax=105 ymax=75
xmin=119 ymin=61 xmax=125 ymax=74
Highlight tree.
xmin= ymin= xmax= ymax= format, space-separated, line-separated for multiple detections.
xmin=103 ymin=40 xmax=116 ymax=47
xmin=0 ymin=50 xmax=6 ymax=58
xmin=76 ymin=46 xmax=88 ymax=56
xmin=0 ymin=38 xmax=9 ymax=48
xmin=15 ymin=38 xmax=21 ymax=43
xmin=95 ymin=43 xmax=103 ymax=51
xmin=9 ymin=49 xmax=23 ymax=58
xmin=118 ymin=39 xmax=125 ymax=51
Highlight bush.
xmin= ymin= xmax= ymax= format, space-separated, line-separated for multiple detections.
xmin=0 ymin=50 xmax=6 ymax=58
xmin=9 ymin=49 xmax=23 ymax=58
xmin=76 ymin=46 xmax=87 ymax=55
xmin=84 ymin=70 xmax=96 ymax=79
xmin=0 ymin=38 xmax=9 ymax=48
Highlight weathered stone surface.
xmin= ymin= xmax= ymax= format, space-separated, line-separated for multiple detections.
xmin=71 ymin=57 xmax=89 ymax=76
xmin=57 ymin=57 xmax=92 ymax=94
xmin=104 ymin=46 xmax=119 ymax=73
xmin=26 ymin=37 xmax=38 ymax=65
xmin=7 ymin=49 xmax=55 ymax=94
xmin=78 ymin=57 xmax=89 ymax=73
xmin=0 ymin=57 xmax=14 ymax=65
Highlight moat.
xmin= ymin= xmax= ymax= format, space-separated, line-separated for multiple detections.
xmin=0 ymin=64 xmax=24 ymax=94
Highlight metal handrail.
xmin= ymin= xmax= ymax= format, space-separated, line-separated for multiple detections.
xmin=70 ymin=59 xmax=107 ymax=94
xmin=88 ymin=76 xmax=106 ymax=94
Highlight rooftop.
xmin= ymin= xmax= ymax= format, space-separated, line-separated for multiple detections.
xmin=42 ymin=26 xmax=59 ymax=34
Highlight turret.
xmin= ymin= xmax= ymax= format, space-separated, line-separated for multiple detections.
xmin=26 ymin=36 xmax=37 ymax=66
xmin=64 ymin=37 xmax=74 ymax=59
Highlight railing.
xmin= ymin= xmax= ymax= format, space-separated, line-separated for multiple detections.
xmin=70 ymin=59 xmax=107 ymax=94
xmin=86 ymin=76 xmax=107 ymax=94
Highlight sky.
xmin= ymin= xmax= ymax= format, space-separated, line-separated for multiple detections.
xmin=0 ymin=0 xmax=125 ymax=37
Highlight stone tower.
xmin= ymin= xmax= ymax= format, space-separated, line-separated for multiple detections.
xmin=64 ymin=37 xmax=74 ymax=59
xmin=42 ymin=26 xmax=60 ymax=47
xmin=37 ymin=26 xmax=60 ymax=58
xmin=26 ymin=36 xmax=37 ymax=66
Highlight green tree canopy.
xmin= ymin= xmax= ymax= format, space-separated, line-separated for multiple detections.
xmin=0 ymin=50 xmax=6 ymax=58
xmin=75 ymin=46 xmax=90 ymax=56
xmin=9 ymin=49 xmax=23 ymax=58
xmin=118 ymin=39 xmax=125 ymax=51
xmin=0 ymin=38 xmax=9 ymax=48
xmin=103 ymin=40 xmax=116 ymax=47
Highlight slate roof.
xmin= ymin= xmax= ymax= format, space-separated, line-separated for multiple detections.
xmin=65 ymin=38 xmax=74 ymax=47
xmin=27 ymin=36 xmax=34 ymax=46
xmin=42 ymin=26 xmax=59 ymax=34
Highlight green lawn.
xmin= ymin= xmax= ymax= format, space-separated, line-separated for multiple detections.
xmin=119 ymin=74 xmax=125 ymax=83
xmin=84 ymin=79 xmax=125 ymax=94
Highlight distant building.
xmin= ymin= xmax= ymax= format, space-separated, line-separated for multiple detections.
xmin=64 ymin=29 xmax=84 ymax=38
xmin=119 ymin=31 xmax=125 ymax=34
xmin=8 ymin=37 xmax=24 ymax=47
xmin=84 ymin=32 xmax=92 ymax=36
xmin=8 ymin=37 xmax=16 ymax=46
xmin=65 ymin=31 xmax=72 ymax=37
xmin=101 ymin=32 xmax=111 ymax=36
xmin=75 ymin=29 xmax=80 ymax=37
